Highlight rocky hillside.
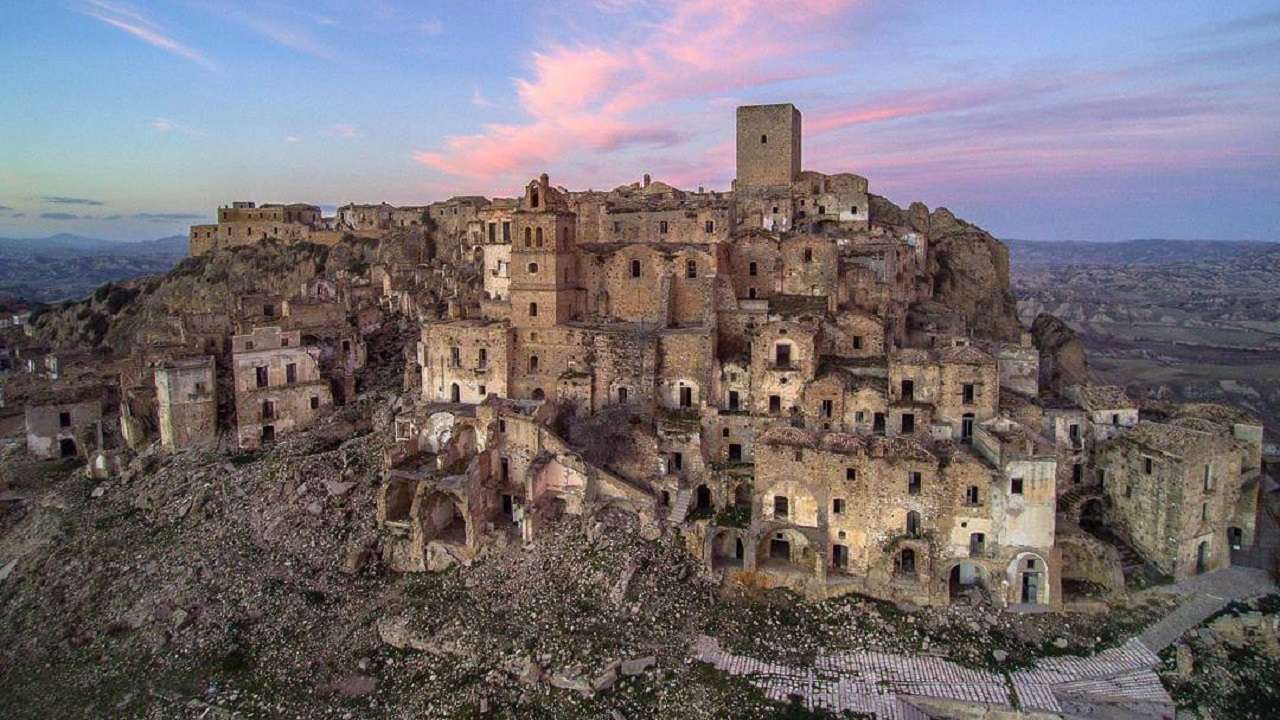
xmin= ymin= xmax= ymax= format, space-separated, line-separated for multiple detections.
xmin=0 ymin=400 xmax=1178 ymax=719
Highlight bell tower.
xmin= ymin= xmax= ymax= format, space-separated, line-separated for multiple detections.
xmin=509 ymin=174 xmax=577 ymax=327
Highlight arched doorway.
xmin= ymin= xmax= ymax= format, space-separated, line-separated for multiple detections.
xmin=1012 ymin=555 xmax=1046 ymax=605
xmin=531 ymin=388 xmax=545 ymax=401
xmin=1227 ymin=527 xmax=1244 ymax=551
xmin=758 ymin=529 xmax=815 ymax=574
xmin=58 ymin=437 xmax=77 ymax=458
xmin=710 ymin=530 xmax=744 ymax=570
xmin=1196 ymin=540 xmax=1210 ymax=574
xmin=450 ymin=383 xmax=461 ymax=403
xmin=1079 ymin=497 xmax=1105 ymax=531
xmin=948 ymin=562 xmax=987 ymax=604
xmin=695 ymin=485 xmax=712 ymax=512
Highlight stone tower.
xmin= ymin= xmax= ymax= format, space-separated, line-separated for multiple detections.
xmin=509 ymin=174 xmax=577 ymax=327
xmin=735 ymin=103 xmax=802 ymax=189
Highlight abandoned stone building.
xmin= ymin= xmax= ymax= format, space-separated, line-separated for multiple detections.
xmin=189 ymin=201 xmax=342 ymax=256
xmin=358 ymin=102 xmax=1266 ymax=610
xmin=155 ymin=356 xmax=218 ymax=450
xmin=23 ymin=384 xmax=108 ymax=460
xmin=6 ymin=100 xmax=1260 ymax=620
xmin=230 ymin=327 xmax=333 ymax=449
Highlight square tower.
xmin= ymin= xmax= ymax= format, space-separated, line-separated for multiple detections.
xmin=736 ymin=104 xmax=801 ymax=189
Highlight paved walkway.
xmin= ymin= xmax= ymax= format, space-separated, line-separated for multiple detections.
xmin=1137 ymin=565 xmax=1277 ymax=653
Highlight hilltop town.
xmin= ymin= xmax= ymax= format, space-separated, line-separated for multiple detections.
xmin=1 ymin=104 xmax=1276 ymax=719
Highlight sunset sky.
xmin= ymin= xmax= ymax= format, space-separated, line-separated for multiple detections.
xmin=1 ymin=1 xmax=1277 ymax=242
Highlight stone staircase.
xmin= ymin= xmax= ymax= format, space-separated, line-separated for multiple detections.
xmin=668 ymin=487 xmax=692 ymax=525
xmin=1056 ymin=485 xmax=1097 ymax=515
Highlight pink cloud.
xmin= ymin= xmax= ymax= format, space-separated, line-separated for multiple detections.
xmin=413 ymin=0 xmax=863 ymax=188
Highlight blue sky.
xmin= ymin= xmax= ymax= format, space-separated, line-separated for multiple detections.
xmin=0 ymin=1 xmax=1277 ymax=242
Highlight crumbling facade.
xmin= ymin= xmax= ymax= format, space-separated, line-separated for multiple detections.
xmin=155 ymin=356 xmax=218 ymax=450
xmin=231 ymin=327 xmax=333 ymax=449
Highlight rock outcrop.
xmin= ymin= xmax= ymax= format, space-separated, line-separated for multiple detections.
xmin=870 ymin=194 xmax=1023 ymax=342
xmin=1031 ymin=312 xmax=1091 ymax=396
xmin=923 ymin=207 xmax=1023 ymax=342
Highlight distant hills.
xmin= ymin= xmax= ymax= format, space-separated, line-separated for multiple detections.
xmin=1006 ymin=238 xmax=1278 ymax=267
xmin=0 ymin=233 xmax=188 ymax=258
xmin=0 ymin=233 xmax=188 ymax=304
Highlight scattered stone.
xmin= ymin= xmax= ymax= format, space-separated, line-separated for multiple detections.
xmin=335 ymin=674 xmax=377 ymax=698
xmin=620 ymin=655 xmax=655 ymax=676
xmin=325 ymin=480 xmax=356 ymax=497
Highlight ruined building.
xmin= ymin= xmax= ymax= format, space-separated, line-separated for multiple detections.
xmin=358 ymin=102 xmax=1265 ymax=610
xmin=10 ymin=101 xmax=1251 ymax=614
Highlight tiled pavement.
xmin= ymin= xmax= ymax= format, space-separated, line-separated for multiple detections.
xmin=692 ymin=635 xmax=1174 ymax=719
xmin=690 ymin=533 xmax=1277 ymax=719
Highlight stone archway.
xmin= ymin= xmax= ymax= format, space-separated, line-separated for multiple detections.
xmin=946 ymin=561 xmax=989 ymax=604
xmin=1008 ymin=553 xmax=1049 ymax=606
xmin=757 ymin=527 xmax=817 ymax=575
xmin=709 ymin=528 xmax=745 ymax=570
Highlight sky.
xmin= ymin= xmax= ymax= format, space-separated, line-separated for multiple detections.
xmin=0 ymin=1 xmax=1277 ymax=242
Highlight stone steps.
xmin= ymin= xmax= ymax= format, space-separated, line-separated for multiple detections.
xmin=668 ymin=488 xmax=692 ymax=525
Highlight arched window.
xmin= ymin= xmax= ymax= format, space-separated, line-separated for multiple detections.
xmin=528 ymin=302 xmax=538 ymax=318
xmin=450 ymin=383 xmax=460 ymax=403
xmin=630 ymin=259 xmax=641 ymax=278
xmin=530 ymin=187 xmax=539 ymax=208
xmin=899 ymin=548 xmax=916 ymax=574
xmin=524 ymin=227 xmax=532 ymax=246
xmin=535 ymin=227 xmax=543 ymax=246
xmin=527 ymin=262 xmax=538 ymax=274
xmin=906 ymin=511 xmax=921 ymax=537
xmin=686 ymin=259 xmax=697 ymax=278
xmin=529 ymin=355 xmax=539 ymax=372
xmin=531 ymin=387 xmax=545 ymax=400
